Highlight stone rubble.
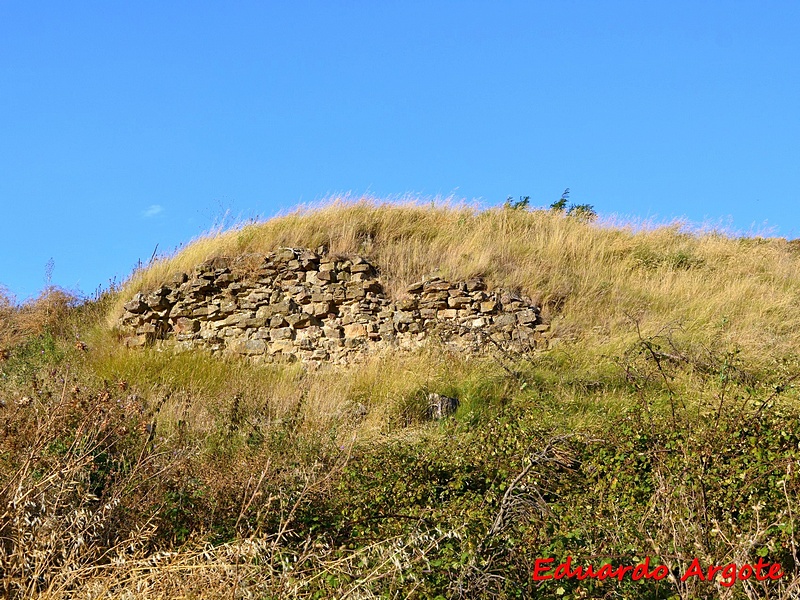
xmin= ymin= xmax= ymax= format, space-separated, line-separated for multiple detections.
xmin=118 ymin=248 xmax=552 ymax=364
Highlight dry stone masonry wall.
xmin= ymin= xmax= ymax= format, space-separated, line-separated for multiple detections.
xmin=118 ymin=248 xmax=551 ymax=364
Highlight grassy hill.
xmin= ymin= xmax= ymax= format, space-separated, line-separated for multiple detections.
xmin=2 ymin=199 xmax=800 ymax=599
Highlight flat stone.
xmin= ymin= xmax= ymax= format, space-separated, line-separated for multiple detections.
xmin=124 ymin=294 xmax=148 ymax=314
xmin=275 ymin=248 xmax=296 ymax=262
xmin=188 ymin=279 xmax=215 ymax=293
xmin=447 ymin=296 xmax=472 ymax=308
xmin=479 ymin=300 xmax=497 ymax=313
xmin=345 ymin=287 xmax=366 ymax=300
xmin=494 ymin=313 xmax=516 ymax=329
xmin=192 ymin=305 xmax=219 ymax=318
xmin=269 ymin=340 xmax=295 ymax=355
xmin=270 ymin=327 xmax=295 ymax=340
xmin=312 ymin=301 xmax=335 ymax=317
xmin=219 ymin=300 xmax=237 ymax=314
xmin=231 ymin=339 xmax=266 ymax=355
xmin=286 ymin=313 xmax=317 ymax=328
xmin=269 ymin=315 xmax=288 ymax=328
xmin=424 ymin=280 xmax=451 ymax=292
xmin=174 ymin=317 xmax=200 ymax=334
xmin=243 ymin=317 xmax=268 ymax=328
xmin=343 ymin=323 xmax=367 ymax=338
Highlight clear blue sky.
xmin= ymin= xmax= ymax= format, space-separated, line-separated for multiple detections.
xmin=2 ymin=1 xmax=799 ymax=301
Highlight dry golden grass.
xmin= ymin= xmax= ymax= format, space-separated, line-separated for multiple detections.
xmin=85 ymin=331 xmax=512 ymax=452
xmin=0 ymin=286 xmax=79 ymax=354
xmin=109 ymin=197 xmax=800 ymax=367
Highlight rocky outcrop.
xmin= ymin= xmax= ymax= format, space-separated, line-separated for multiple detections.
xmin=118 ymin=248 xmax=552 ymax=364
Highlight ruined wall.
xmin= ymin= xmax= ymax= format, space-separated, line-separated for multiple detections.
xmin=118 ymin=248 xmax=551 ymax=364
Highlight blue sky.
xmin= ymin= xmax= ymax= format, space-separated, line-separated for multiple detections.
xmin=1 ymin=1 xmax=799 ymax=301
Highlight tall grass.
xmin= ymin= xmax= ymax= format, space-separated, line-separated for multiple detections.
xmin=5 ymin=199 xmax=800 ymax=598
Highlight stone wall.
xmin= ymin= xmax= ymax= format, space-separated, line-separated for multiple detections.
xmin=118 ymin=248 xmax=551 ymax=364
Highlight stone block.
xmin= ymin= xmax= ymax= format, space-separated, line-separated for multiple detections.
xmin=170 ymin=272 xmax=188 ymax=285
xmin=395 ymin=298 xmax=417 ymax=311
xmin=188 ymin=279 xmax=214 ymax=293
xmin=232 ymin=339 xmax=267 ymax=355
xmin=447 ymin=296 xmax=472 ymax=308
xmin=219 ymin=300 xmax=237 ymax=315
xmin=516 ymin=309 xmax=538 ymax=324
xmin=124 ymin=294 xmax=148 ymax=314
xmin=146 ymin=292 xmax=171 ymax=311
xmin=174 ymin=317 xmax=200 ymax=334
xmin=323 ymin=325 xmax=343 ymax=339
xmin=269 ymin=315 xmax=288 ymax=328
xmin=479 ymin=300 xmax=497 ymax=313
xmin=437 ymin=309 xmax=458 ymax=319
xmin=243 ymin=317 xmax=268 ymax=328
xmin=270 ymin=327 xmax=295 ymax=340
xmin=286 ymin=313 xmax=318 ymax=328
xmin=493 ymin=313 xmax=516 ymax=329
xmin=350 ymin=263 xmax=373 ymax=274
xmin=312 ymin=301 xmax=335 ymax=317
xmin=424 ymin=280 xmax=450 ymax=292
xmin=192 ymin=305 xmax=219 ymax=318
xmin=343 ymin=323 xmax=367 ymax=338
xmin=269 ymin=340 xmax=295 ymax=355
xmin=273 ymin=250 xmax=295 ymax=264
xmin=345 ymin=287 xmax=366 ymax=300
xmin=471 ymin=317 xmax=486 ymax=328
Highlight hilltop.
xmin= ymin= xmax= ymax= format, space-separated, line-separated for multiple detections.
xmin=2 ymin=199 xmax=800 ymax=599
xmin=113 ymin=200 xmax=800 ymax=361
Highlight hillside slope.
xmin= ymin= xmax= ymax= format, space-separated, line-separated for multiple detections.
xmin=2 ymin=199 xmax=800 ymax=599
